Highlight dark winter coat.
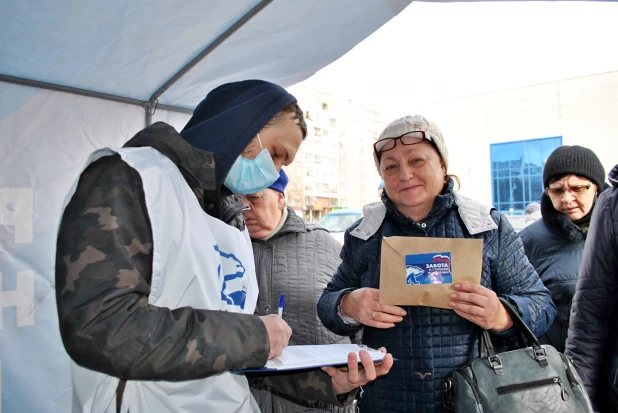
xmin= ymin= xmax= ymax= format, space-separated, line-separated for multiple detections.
xmin=519 ymin=193 xmax=589 ymax=353
xmin=318 ymin=182 xmax=556 ymax=413
xmin=56 ymin=121 xmax=350 ymax=409
xmin=566 ymin=165 xmax=618 ymax=412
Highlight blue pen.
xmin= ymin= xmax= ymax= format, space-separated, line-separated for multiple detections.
xmin=278 ymin=294 xmax=285 ymax=317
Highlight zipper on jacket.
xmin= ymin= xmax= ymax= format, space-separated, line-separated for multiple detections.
xmin=560 ymin=353 xmax=578 ymax=386
xmin=496 ymin=377 xmax=569 ymax=401
xmin=454 ymin=368 xmax=482 ymax=405
xmin=213 ymin=153 xmax=221 ymax=218
xmin=444 ymin=378 xmax=455 ymax=412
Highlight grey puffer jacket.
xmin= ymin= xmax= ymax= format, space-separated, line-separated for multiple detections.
xmin=248 ymin=207 xmax=356 ymax=413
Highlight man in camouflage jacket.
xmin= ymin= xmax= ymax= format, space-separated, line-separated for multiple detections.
xmin=55 ymin=80 xmax=392 ymax=412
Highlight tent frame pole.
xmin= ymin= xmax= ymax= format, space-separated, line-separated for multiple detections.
xmin=0 ymin=74 xmax=193 ymax=115
xmin=0 ymin=0 xmax=273 ymax=127
xmin=145 ymin=0 xmax=274 ymax=125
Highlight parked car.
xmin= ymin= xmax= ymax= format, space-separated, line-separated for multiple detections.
xmin=317 ymin=208 xmax=363 ymax=245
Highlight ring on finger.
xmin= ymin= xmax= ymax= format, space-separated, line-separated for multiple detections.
xmin=372 ymin=311 xmax=376 ymax=319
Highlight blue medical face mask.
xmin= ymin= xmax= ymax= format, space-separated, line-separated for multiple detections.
xmin=224 ymin=134 xmax=280 ymax=195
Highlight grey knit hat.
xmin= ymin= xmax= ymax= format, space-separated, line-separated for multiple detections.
xmin=543 ymin=145 xmax=605 ymax=189
xmin=373 ymin=115 xmax=448 ymax=173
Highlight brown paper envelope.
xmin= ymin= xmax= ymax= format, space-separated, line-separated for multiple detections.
xmin=379 ymin=236 xmax=483 ymax=309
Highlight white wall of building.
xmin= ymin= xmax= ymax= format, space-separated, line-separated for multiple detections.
xmin=428 ymin=71 xmax=618 ymax=206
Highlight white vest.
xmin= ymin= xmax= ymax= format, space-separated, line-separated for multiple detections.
xmin=64 ymin=147 xmax=260 ymax=413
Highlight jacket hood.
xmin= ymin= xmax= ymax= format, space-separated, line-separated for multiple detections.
xmin=540 ymin=182 xmax=610 ymax=242
xmin=123 ymin=122 xmax=217 ymax=191
xmin=278 ymin=206 xmax=307 ymax=235
xmin=540 ymin=193 xmax=585 ymax=242
xmin=179 ymin=80 xmax=297 ymax=184
xmin=609 ymin=164 xmax=618 ymax=186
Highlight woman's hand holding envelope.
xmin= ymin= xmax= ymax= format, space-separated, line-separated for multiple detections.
xmin=341 ymin=288 xmax=407 ymax=328
xmin=321 ymin=347 xmax=394 ymax=394
xmin=448 ymin=283 xmax=513 ymax=332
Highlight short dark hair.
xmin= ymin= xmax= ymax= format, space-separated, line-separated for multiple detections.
xmin=266 ymin=102 xmax=307 ymax=139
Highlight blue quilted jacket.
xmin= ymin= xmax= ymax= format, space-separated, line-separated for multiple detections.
xmin=318 ymin=184 xmax=556 ymax=413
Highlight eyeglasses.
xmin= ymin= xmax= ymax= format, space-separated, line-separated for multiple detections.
xmin=373 ymin=131 xmax=428 ymax=158
xmin=545 ymin=183 xmax=592 ymax=198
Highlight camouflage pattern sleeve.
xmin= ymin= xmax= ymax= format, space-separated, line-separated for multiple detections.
xmin=246 ymin=369 xmax=357 ymax=406
xmin=55 ymin=154 xmax=270 ymax=381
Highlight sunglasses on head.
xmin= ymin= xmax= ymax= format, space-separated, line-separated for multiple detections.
xmin=373 ymin=131 xmax=429 ymax=158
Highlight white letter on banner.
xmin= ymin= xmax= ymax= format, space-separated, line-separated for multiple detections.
xmin=0 ymin=271 xmax=35 ymax=330
xmin=0 ymin=188 xmax=33 ymax=243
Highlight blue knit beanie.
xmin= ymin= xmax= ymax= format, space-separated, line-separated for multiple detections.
xmin=268 ymin=169 xmax=288 ymax=195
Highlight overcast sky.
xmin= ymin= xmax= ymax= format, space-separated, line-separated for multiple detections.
xmin=300 ymin=1 xmax=618 ymax=118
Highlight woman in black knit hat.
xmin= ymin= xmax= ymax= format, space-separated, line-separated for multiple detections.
xmin=519 ymin=145 xmax=607 ymax=353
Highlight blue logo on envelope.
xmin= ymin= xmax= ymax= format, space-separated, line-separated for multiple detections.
xmin=405 ymin=252 xmax=453 ymax=285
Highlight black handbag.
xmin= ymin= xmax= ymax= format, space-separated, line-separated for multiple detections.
xmin=444 ymin=298 xmax=593 ymax=412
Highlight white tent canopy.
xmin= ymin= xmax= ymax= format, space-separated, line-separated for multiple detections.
xmin=0 ymin=0 xmax=593 ymax=411
xmin=1 ymin=1 xmax=414 ymax=411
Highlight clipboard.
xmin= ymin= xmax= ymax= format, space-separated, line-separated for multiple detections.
xmin=232 ymin=344 xmax=388 ymax=373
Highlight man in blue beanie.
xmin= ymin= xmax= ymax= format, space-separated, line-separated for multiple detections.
xmin=55 ymin=80 xmax=392 ymax=413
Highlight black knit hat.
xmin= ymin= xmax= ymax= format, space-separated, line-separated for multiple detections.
xmin=543 ymin=145 xmax=605 ymax=189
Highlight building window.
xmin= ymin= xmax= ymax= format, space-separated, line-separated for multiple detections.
xmin=490 ymin=136 xmax=562 ymax=215
xmin=330 ymin=118 xmax=337 ymax=128
xmin=305 ymin=111 xmax=313 ymax=120
xmin=322 ymin=102 xmax=329 ymax=111
xmin=314 ymin=127 xmax=322 ymax=137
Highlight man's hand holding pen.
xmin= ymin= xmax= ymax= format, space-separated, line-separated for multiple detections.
xmin=260 ymin=314 xmax=292 ymax=359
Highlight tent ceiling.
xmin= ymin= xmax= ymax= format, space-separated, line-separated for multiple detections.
xmin=0 ymin=0 xmax=412 ymax=110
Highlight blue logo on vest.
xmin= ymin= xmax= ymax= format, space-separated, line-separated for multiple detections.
xmin=405 ymin=252 xmax=453 ymax=285
xmin=214 ymin=245 xmax=247 ymax=310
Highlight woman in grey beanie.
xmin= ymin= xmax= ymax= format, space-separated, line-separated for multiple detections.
xmin=520 ymin=144 xmax=607 ymax=353
xmin=318 ymin=115 xmax=556 ymax=412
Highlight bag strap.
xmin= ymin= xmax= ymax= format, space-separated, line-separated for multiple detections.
xmin=498 ymin=298 xmax=543 ymax=349
xmin=479 ymin=298 xmax=549 ymax=375
xmin=480 ymin=329 xmax=505 ymax=375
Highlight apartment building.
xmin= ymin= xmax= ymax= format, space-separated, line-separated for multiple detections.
xmin=285 ymin=84 xmax=389 ymax=222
